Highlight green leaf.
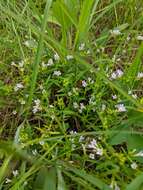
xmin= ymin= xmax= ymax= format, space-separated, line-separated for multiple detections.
xmin=126 ymin=172 xmax=143 ymax=190
xmin=34 ymin=167 xmax=56 ymax=190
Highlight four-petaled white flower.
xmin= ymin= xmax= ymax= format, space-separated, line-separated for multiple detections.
xmin=89 ymin=153 xmax=95 ymax=160
xmin=53 ymin=70 xmax=61 ymax=76
xmin=110 ymin=28 xmax=121 ymax=36
xmin=136 ymin=35 xmax=143 ymax=41
xmin=115 ymin=104 xmax=126 ymax=112
xmin=14 ymin=83 xmax=24 ymax=92
xmin=12 ymin=170 xmax=19 ymax=177
xmin=131 ymin=162 xmax=138 ymax=170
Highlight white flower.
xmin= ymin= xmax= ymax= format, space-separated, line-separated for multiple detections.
xmin=131 ymin=162 xmax=138 ymax=170
xmin=54 ymin=53 xmax=60 ymax=61
xmin=115 ymin=184 xmax=120 ymax=190
xmin=111 ymin=72 xmax=117 ymax=79
xmin=12 ymin=170 xmax=19 ymax=177
xmin=80 ymin=103 xmax=85 ymax=110
xmin=135 ymin=150 xmax=143 ymax=157
xmin=115 ymin=104 xmax=126 ymax=112
xmin=11 ymin=61 xmax=16 ymax=66
xmin=14 ymin=83 xmax=24 ymax=92
xmin=87 ymin=50 xmax=91 ymax=54
xmin=126 ymin=36 xmax=131 ymax=41
xmin=66 ymin=55 xmax=73 ymax=60
xmin=19 ymin=99 xmax=26 ymax=105
xmin=116 ymin=69 xmax=123 ymax=77
xmin=110 ymin=28 xmax=121 ymax=36
xmin=73 ymin=102 xmax=79 ymax=109
xmin=68 ymin=92 xmax=72 ymax=96
xmin=47 ymin=58 xmax=54 ymax=66
xmin=79 ymin=43 xmax=85 ymax=51
xmin=132 ymin=94 xmax=137 ymax=99
xmin=79 ymin=136 xmax=85 ymax=143
xmin=32 ymin=149 xmax=38 ymax=156
xmin=137 ymin=72 xmax=143 ymax=79
xmin=96 ymin=148 xmax=103 ymax=156
xmin=70 ymin=130 xmax=77 ymax=135
xmin=12 ymin=110 xmax=17 ymax=115
xmin=87 ymin=139 xmax=97 ymax=149
xmin=32 ymin=99 xmax=41 ymax=113
xmin=5 ymin=178 xmax=12 ymax=184
xmin=53 ymin=70 xmax=61 ymax=76
xmin=136 ymin=35 xmax=143 ymax=41
xmin=41 ymin=61 xmax=47 ymax=68
xmin=112 ymin=95 xmax=117 ymax=100
xmin=101 ymin=104 xmax=106 ymax=111
xmin=82 ymin=80 xmax=87 ymax=87
xmin=18 ymin=60 xmax=24 ymax=68
xmin=89 ymin=153 xmax=95 ymax=160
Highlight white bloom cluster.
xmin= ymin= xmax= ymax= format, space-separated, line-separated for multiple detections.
xmin=137 ymin=72 xmax=143 ymax=79
xmin=115 ymin=104 xmax=126 ymax=112
xmin=5 ymin=178 xmax=12 ymax=184
xmin=136 ymin=35 xmax=143 ymax=41
xmin=131 ymin=162 xmax=138 ymax=170
xmin=110 ymin=69 xmax=124 ymax=80
xmin=110 ymin=182 xmax=120 ymax=190
xmin=73 ymin=102 xmax=86 ymax=113
xmin=110 ymin=28 xmax=121 ymax=36
xmin=53 ymin=70 xmax=61 ymax=76
xmin=54 ymin=53 xmax=60 ymax=61
xmin=112 ymin=94 xmax=117 ymax=100
xmin=32 ymin=99 xmax=41 ymax=114
xmin=82 ymin=78 xmax=94 ymax=88
xmin=79 ymin=43 xmax=85 ymax=51
xmin=12 ymin=170 xmax=19 ymax=177
xmin=47 ymin=58 xmax=54 ymax=66
xmin=135 ymin=150 xmax=143 ymax=157
xmin=14 ymin=83 xmax=24 ymax=92
xmin=87 ymin=138 xmax=103 ymax=159
xmin=66 ymin=55 xmax=74 ymax=60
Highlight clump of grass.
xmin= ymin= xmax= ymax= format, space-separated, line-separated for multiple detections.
xmin=0 ymin=0 xmax=143 ymax=189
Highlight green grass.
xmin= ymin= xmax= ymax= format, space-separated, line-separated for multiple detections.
xmin=0 ymin=0 xmax=143 ymax=189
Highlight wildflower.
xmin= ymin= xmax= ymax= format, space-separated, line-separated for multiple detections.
xmin=79 ymin=43 xmax=85 ymax=51
xmin=87 ymin=139 xmax=97 ymax=149
xmin=96 ymin=148 xmax=103 ymax=156
xmin=132 ymin=94 xmax=137 ymax=99
xmin=68 ymin=91 xmax=72 ymax=96
xmin=32 ymin=149 xmax=38 ymax=156
xmin=19 ymin=99 xmax=26 ymax=105
xmin=32 ymin=99 xmax=41 ymax=114
xmin=53 ymin=70 xmax=61 ymax=76
xmin=18 ymin=60 xmax=24 ymax=68
xmin=115 ymin=104 xmax=126 ymax=112
xmin=131 ymin=162 xmax=138 ymax=170
xmin=110 ymin=28 xmax=121 ymax=36
xmin=136 ymin=35 xmax=143 ymax=41
xmin=79 ymin=136 xmax=85 ymax=143
xmin=5 ymin=178 xmax=12 ymax=184
xmin=14 ymin=83 xmax=24 ymax=92
xmin=79 ymin=103 xmax=86 ymax=113
xmin=12 ymin=110 xmax=17 ymax=115
xmin=137 ymin=72 xmax=143 ymax=79
xmin=73 ymin=102 xmax=79 ymax=109
xmin=112 ymin=95 xmax=117 ymax=100
xmin=110 ymin=182 xmax=120 ymax=190
xmin=87 ymin=50 xmax=91 ymax=54
xmin=54 ymin=53 xmax=60 ymax=61
xmin=135 ymin=150 xmax=143 ymax=157
xmin=47 ymin=58 xmax=54 ymax=66
xmin=89 ymin=153 xmax=95 ymax=160
xmin=115 ymin=184 xmax=120 ymax=190
xmin=110 ymin=69 xmax=123 ymax=79
xmin=66 ymin=55 xmax=73 ymax=60
xmin=116 ymin=69 xmax=123 ymax=77
xmin=82 ymin=80 xmax=87 ymax=87
xmin=12 ymin=170 xmax=19 ymax=177
xmin=11 ymin=61 xmax=16 ymax=66
xmin=126 ymin=36 xmax=131 ymax=41
xmin=41 ymin=61 xmax=47 ymax=68
xmin=101 ymin=104 xmax=106 ymax=111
